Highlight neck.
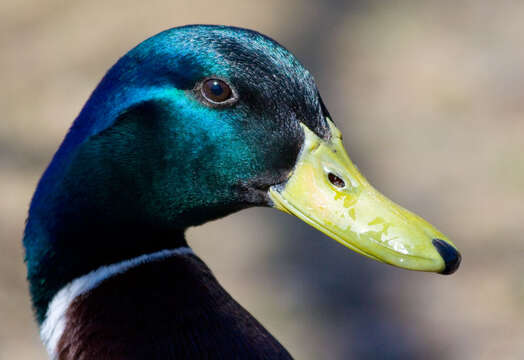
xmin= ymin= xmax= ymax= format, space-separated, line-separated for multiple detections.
xmin=24 ymin=211 xmax=188 ymax=323
xmin=40 ymin=245 xmax=291 ymax=360
xmin=40 ymin=247 xmax=193 ymax=359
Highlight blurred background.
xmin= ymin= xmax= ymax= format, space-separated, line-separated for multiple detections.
xmin=2 ymin=0 xmax=523 ymax=359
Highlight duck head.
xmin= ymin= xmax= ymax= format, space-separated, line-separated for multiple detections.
xmin=24 ymin=25 xmax=460 ymax=323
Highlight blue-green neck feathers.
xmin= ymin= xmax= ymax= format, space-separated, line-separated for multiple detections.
xmin=24 ymin=25 xmax=330 ymax=323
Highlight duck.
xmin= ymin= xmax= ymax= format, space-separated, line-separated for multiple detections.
xmin=23 ymin=25 xmax=461 ymax=359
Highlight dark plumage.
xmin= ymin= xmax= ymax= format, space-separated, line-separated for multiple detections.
xmin=58 ymin=252 xmax=291 ymax=359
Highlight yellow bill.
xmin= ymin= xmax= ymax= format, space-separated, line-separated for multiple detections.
xmin=269 ymin=119 xmax=461 ymax=274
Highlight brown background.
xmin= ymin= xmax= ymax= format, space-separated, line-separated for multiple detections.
xmin=2 ymin=1 xmax=523 ymax=359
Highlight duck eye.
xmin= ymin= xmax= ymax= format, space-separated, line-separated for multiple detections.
xmin=201 ymin=78 xmax=234 ymax=104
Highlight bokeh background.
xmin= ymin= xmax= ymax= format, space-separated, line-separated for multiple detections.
xmin=2 ymin=1 xmax=523 ymax=359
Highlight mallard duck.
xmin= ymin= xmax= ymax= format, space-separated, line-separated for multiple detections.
xmin=23 ymin=25 xmax=461 ymax=359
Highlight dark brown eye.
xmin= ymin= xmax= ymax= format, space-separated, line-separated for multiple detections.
xmin=201 ymin=78 xmax=234 ymax=104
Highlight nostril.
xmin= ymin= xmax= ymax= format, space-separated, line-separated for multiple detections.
xmin=328 ymin=172 xmax=345 ymax=188
xmin=432 ymin=239 xmax=461 ymax=275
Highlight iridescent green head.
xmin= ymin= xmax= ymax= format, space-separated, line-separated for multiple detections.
xmin=24 ymin=25 xmax=460 ymax=323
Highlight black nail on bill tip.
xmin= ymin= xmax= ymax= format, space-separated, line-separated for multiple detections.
xmin=432 ymin=238 xmax=461 ymax=275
